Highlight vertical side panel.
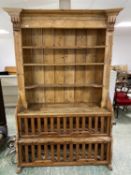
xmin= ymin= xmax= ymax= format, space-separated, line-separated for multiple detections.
xmin=37 ymin=117 xmax=41 ymax=133
xmin=94 ymin=143 xmax=98 ymax=160
xmin=64 ymin=30 xmax=75 ymax=103
xmin=51 ymin=144 xmax=54 ymax=161
xmin=31 ymin=145 xmax=35 ymax=162
xmin=31 ymin=118 xmax=35 ymax=135
xmin=84 ymin=30 xmax=97 ymax=103
xmin=70 ymin=144 xmax=73 ymax=161
xmin=44 ymin=144 xmax=48 ymax=160
xmin=64 ymin=144 xmax=66 ymax=161
xmin=101 ymin=29 xmax=113 ymax=107
xmin=14 ymin=29 xmax=27 ymax=107
xmin=23 ymin=29 xmax=33 ymax=104
xmin=24 ymin=118 xmax=28 ymax=135
xmin=19 ymin=144 xmax=23 ymax=164
xmin=75 ymin=29 xmax=86 ymax=102
xmin=32 ymin=29 xmax=45 ymax=103
xmin=76 ymin=144 xmax=79 ymax=160
xmin=22 ymin=29 xmax=32 ymax=103
xmin=54 ymin=29 xmax=65 ymax=103
xmin=44 ymin=29 xmax=55 ymax=103
xmin=57 ymin=144 xmax=60 ymax=161
xmin=38 ymin=144 xmax=41 ymax=160
xmin=25 ymin=145 xmax=29 ymax=162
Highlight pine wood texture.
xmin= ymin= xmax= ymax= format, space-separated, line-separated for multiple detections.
xmin=5 ymin=8 xmax=122 ymax=169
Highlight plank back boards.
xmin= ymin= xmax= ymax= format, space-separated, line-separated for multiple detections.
xmin=23 ymin=28 xmax=105 ymax=104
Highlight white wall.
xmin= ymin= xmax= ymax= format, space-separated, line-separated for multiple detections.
xmin=0 ymin=10 xmax=15 ymax=71
xmin=0 ymin=36 xmax=15 ymax=71
xmin=112 ymin=29 xmax=131 ymax=70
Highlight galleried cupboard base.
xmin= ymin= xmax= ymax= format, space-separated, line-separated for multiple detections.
xmin=5 ymin=8 xmax=122 ymax=171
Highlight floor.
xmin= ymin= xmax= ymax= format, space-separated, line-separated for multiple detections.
xmin=0 ymin=108 xmax=131 ymax=175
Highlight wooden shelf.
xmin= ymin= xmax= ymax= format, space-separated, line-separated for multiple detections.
xmin=25 ymin=84 xmax=103 ymax=90
xmin=19 ymin=136 xmax=111 ymax=144
xmin=18 ymin=103 xmax=110 ymax=115
xmin=22 ymin=45 xmax=106 ymax=49
xmin=24 ymin=63 xmax=104 ymax=67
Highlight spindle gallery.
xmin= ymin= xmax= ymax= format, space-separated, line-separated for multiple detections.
xmin=5 ymin=8 xmax=121 ymax=172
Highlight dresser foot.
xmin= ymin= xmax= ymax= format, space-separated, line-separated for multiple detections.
xmin=107 ymin=164 xmax=112 ymax=170
xmin=16 ymin=167 xmax=22 ymax=174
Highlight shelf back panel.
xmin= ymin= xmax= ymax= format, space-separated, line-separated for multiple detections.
xmin=22 ymin=28 xmax=105 ymax=105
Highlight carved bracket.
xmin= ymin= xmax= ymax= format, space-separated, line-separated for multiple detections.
xmin=106 ymin=8 xmax=122 ymax=32
xmin=106 ymin=9 xmax=123 ymax=32
xmin=107 ymin=14 xmax=117 ymax=32
xmin=4 ymin=8 xmax=22 ymax=31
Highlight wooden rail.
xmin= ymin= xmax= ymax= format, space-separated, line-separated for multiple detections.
xmin=18 ymin=140 xmax=111 ymax=166
xmin=18 ymin=114 xmax=111 ymax=137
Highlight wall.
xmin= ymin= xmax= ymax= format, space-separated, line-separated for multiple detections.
xmin=112 ymin=29 xmax=131 ymax=70
xmin=0 ymin=10 xmax=15 ymax=72
xmin=0 ymin=36 xmax=15 ymax=72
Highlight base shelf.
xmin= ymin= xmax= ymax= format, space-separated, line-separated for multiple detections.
xmin=24 ymin=63 xmax=104 ymax=67
xmin=22 ymin=45 xmax=106 ymax=49
xmin=18 ymin=136 xmax=111 ymax=144
xmin=18 ymin=103 xmax=111 ymax=115
xmin=25 ymin=84 xmax=103 ymax=90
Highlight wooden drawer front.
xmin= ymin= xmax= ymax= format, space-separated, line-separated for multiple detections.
xmin=18 ymin=115 xmax=111 ymax=137
xmin=17 ymin=139 xmax=111 ymax=166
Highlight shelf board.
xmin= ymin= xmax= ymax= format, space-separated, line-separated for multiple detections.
xmin=24 ymin=63 xmax=104 ymax=67
xmin=25 ymin=84 xmax=103 ymax=90
xmin=19 ymin=136 xmax=111 ymax=144
xmin=18 ymin=103 xmax=111 ymax=115
xmin=22 ymin=45 xmax=106 ymax=49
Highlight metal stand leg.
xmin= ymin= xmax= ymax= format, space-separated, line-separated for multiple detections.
xmin=116 ymin=106 xmax=119 ymax=118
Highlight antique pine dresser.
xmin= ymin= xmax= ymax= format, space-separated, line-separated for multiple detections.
xmin=5 ymin=8 xmax=121 ymax=172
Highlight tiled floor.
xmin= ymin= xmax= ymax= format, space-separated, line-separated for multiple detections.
xmin=0 ymin=108 xmax=131 ymax=175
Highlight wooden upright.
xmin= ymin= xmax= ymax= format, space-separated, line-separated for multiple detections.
xmin=5 ymin=8 xmax=121 ymax=170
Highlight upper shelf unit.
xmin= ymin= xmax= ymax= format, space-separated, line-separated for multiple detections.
xmin=5 ymin=8 xmax=122 ymax=106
